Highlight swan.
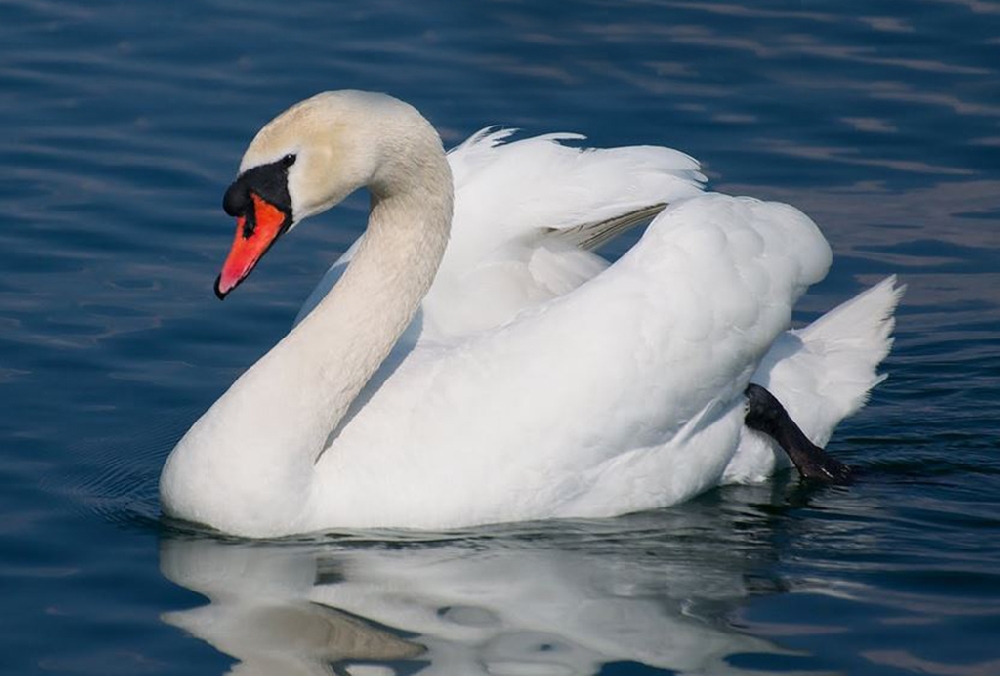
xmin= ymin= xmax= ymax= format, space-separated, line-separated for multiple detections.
xmin=160 ymin=91 xmax=902 ymax=538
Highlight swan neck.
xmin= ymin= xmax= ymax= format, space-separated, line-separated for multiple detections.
xmin=293 ymin=152 xmax=453 ymax=439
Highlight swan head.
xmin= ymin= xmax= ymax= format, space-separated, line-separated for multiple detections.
xmin=215 ymin=90 xmax=442 ymax=298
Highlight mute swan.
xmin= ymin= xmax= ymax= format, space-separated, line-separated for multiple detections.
xmin=160 ymin=91 xmax=902 ymax=537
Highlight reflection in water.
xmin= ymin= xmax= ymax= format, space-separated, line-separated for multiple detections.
xmin=161 ymin=540 xmax=423 ymax=675
xmin=160 ymin=487 xmax=813 ymax=676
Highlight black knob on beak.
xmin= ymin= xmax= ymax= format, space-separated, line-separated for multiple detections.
xmin=223 ymin=179 xmax=250 ymax=217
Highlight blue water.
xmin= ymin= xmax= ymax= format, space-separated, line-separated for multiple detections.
xmin=2 ymin=0 xmax=999 ymax=673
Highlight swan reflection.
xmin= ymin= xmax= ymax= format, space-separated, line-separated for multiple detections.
xmin=160 ymin=487 xmax=806 ymax=675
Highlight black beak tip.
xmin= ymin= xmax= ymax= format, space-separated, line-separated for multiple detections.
xmin=213 ymin=274 xmax=228 ymax=300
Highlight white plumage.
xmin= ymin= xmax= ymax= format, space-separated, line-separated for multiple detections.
xmin=296 ymin=126 xmax=706 ymax=340
xmin=160 ymin=91 xmax=901 ymax=537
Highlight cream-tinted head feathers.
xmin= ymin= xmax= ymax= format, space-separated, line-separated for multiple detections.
xmin=239 ymin=91 xmax=448 ymax=225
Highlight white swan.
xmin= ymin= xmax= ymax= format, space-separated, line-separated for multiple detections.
xmin=160 ymin=91 xmax=902 ymax=538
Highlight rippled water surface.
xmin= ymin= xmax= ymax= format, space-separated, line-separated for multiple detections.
xmin=3 ymin=0 xmax=1000 ymax=674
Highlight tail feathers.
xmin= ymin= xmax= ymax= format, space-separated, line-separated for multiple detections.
xmin=797 ymin=274 xmax=904 ymax=423
xmin=725 ymin=275 xmax=903 ymax=484
xmin=753 ymin=275 xmax=904 ymax=446
xmin=799 ymin=275 xmax=903 ymax=361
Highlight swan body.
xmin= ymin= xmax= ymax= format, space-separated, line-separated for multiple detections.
xmin=160 ymin=91 xmax=901 ymax=537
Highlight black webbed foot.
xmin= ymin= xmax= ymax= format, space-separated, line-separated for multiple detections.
xmin=744 ymin=383 xmax=854 ymax=484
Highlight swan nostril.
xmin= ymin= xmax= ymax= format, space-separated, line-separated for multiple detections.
xmin=240 ymin=211 xmax=256 ymax=239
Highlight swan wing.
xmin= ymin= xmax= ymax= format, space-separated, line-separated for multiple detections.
xmin=445 ymin=127 xmax=705 ymax=253
xmin=424 ymin=130 xmax=708 ymax=340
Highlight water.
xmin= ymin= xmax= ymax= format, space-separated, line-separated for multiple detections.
xmin=2 ymin=0 xmax=999 ymax=673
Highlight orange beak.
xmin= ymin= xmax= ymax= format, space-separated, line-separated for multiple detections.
xmin=214 ymin=192 xmax=291 ymax=299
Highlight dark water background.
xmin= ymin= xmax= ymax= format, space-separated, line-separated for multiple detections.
xmin=2 ymin=0 xmax=1000 ymax=674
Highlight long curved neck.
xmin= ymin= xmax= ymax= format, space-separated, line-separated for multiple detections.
xmin=165 ymin=134 xmax=452 ymax=534
xmin=283 ymin=172 xmax=454 ymax=449
xmin=244 ymin=160 xmax=452 ymax=456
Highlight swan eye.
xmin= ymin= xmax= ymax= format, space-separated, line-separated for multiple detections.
xmin=282 ymin=154 xmax=296 ymax=167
